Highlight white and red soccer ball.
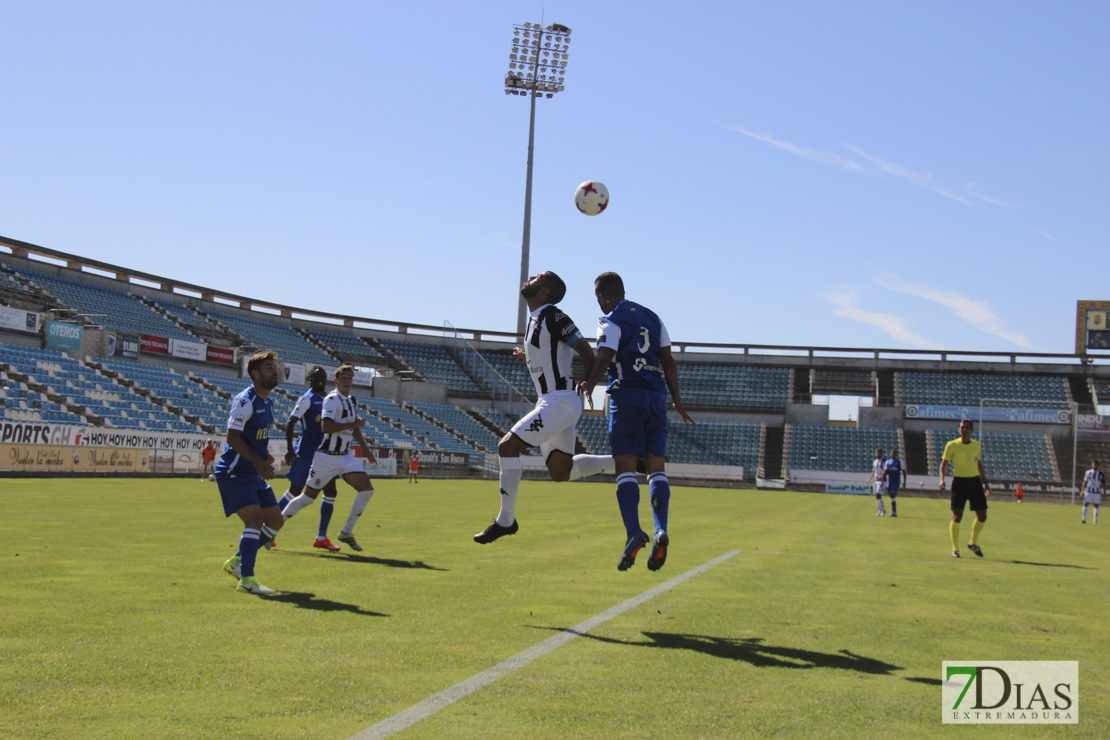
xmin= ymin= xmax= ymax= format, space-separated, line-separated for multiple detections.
xmin=574 ymin=180 xmax=609 ymax=216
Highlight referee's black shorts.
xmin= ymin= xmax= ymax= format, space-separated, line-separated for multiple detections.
xmin=951 ymin=476 xmax=987 ymax=512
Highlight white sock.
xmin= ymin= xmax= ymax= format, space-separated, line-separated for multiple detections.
xmin=282 ymin=493 xmax=317 ymax=520
xmin=1082 ymin=504 xmax=1088 ymax=521
xmin=569 ymin=454 xmax=614 ymax=481
xmin=497 ymin=456 xmax=523 ymax=526
xmin=877 ymin=498 xmax=885 ymax=513
xmin=1095 ymin=508 xmax=1100 ymax=523
xmin=342 ymin=489 xmax=375 ymax=533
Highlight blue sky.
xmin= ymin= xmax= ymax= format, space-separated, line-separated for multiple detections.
xmin=2 ymin=1 xmax=1107 ymax=353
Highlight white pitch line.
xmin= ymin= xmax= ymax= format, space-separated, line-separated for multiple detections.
xmin=349 ymin=549 xmax=742 ymax=740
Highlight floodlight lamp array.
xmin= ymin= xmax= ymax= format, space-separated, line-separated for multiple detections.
xmin=505 ymin=21 xmax=571 ymax=98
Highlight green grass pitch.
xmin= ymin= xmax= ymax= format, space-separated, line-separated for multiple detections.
xmin=1 ymin=477 xmax=1106 ymax=739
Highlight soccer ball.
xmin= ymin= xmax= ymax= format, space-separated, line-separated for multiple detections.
xmin=574 ymin=180 xmax=609 ymax=216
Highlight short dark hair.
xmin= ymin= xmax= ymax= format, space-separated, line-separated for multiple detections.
xmin=594 ymin=271 xmax=625 ymax=300
xmin=246 ymin=349 xmax=277 ymax=379
xmin=541 ymin=272 xmax=567 ymax=304
xmin=960 ymin=419 xmax=973 ymax=428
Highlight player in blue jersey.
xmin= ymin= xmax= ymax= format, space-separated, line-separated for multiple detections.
xmin=578 ymin=272 xmax=694 ymax=572
xmin=272 ymin=366 xmax=341 ymax=552
xmin=473 ymin=271 xmax=615 ymax=545
xmin=216 ymin=350 xmax=283 ymax=595
xmin=881 ymin=448 xmax=906 ymax=518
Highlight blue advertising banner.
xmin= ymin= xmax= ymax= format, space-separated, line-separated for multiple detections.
xmin=45 ymin=320 xmax=82 ymax=350
xmin=905 ymin=404 xmax=1070 ymax=424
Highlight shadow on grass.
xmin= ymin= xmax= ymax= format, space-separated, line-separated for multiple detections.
xmin=270 ymin=550 xmax=446 ymax=571
xmin=534 ymin=628 xmax=938 ymax=685
xmin=266 ymin=590 xmax=390 ymax=617
xmin=536 ymin=630 xmax=903 ymax=674
xmin=1002 ymin=560 xmax=1095 ymax=570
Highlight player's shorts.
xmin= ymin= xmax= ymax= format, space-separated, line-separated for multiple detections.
xmin=307 ymin=451 xmax=367 ymax=490
xmin=887 ymin=482 xmax=901 ymax=497
xmin=286 ymin=453 xmax=315 ymax=488
xmin=607 ymin=389 xmax=668 ymax=458
xmin=216 ymin=473 xmax=277 ymax=517
xmin=1084 ymin=491 xmax=1102 ymax=505
xmin=872 ymin=481 xmax=885 ymax=495
xmin=510 ymin=390 xmax=582 ymax=460
xmin=950 ymin=476 xmax=988 ymax=512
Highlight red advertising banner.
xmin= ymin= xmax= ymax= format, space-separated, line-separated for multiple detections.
xmin=207 ymin=345 xmax=236 ymax=365
xmin=140 ymin=333 xmax=170 ymax=354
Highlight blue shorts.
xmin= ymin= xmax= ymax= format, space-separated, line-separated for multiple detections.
xmin=286 ymin=454 xmax=314 ymax=488
xmin=216 ymin=473 xmax=277 ymax=517
xmin=887 ymin=482 xmax=901 ymax=496
xmin=608 ymin=390 xmax=668 ymax=458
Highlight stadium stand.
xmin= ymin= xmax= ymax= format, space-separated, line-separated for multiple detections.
xmin=378 ymin=339 xmax=482 ymax=394
xmin=927 ymin=429 xmax=1057 ymax=482
xmin=15 ymin=266 xmax=198 ymax=342
xmin=899 ymin=371 xmax=1070 ymax=406
xmin=6 ymin=240 xmax=1110 ymax=487
xmin=676 ymin=363 xmax=791 ymax=410
xmin=204 ymin=307 xmax=335 ymax=367
xmin=788 ymin=424 xmax=901 ymax=473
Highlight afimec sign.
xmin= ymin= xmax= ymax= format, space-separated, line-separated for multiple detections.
xmin=943 ymin=661 xmax=1077 ymax=724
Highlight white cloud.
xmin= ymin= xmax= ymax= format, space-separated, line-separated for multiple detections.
xmin=719 ymin=122 xmax=863 ymax=172
xmin=875 ymin=274 xmax=1033 ymax=348
xmin=964 ymin=183 xmax=1016 ymax=209
xmin=1036 ymin=230 xmax=1056 ymax=241
xmin=847 ymin=146 xmax=974 ymax=206
xmin=820 ymin=287 xmax=941 ymax=349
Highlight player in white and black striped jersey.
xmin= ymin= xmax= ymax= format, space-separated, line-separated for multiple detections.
xmin=474 ymin=271 xmax=616 ymax=545
xmin=1081 ymin=459 xmax=1103 ymax=524
xmin=280 ymin=365 xmax=378 ymax=552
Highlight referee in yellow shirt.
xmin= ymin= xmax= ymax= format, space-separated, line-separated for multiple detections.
xmin=938 ymin=419 xmax=991 ymax=558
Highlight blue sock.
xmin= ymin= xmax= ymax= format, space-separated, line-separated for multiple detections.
xmin=648 ymin=472 xmax=670 ymax=534
xmin=257 ymin=524 xmax=278 ymax=550
xmin=891 ymin=498 xmax=897 ymax=515
xmin=616 ymin=473 xmax=642 ymax=539
xmin=277 ymin=491 xmax=296 ymax=511
xmin=238 ymin=528 xmax=261 ymax=578
xmin=318 ymin=496 xmax=335 ymax=539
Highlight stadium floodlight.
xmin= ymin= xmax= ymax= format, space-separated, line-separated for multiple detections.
xmin=506 ymin=20 xmax=572 ymax=339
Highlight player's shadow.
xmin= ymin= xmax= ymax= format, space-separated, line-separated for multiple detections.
xmin=272 ymin=550 xmax=446 ymax=571
xmin=536 ymin=629 xmax=902 ymax=674
xmin=266 ymin=590 xmax=389 ymax=617
xmin=1002 ymin=560 xmax=1095 ymax=570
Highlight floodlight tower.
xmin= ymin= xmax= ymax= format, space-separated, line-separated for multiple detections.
xmin=505 ymin=21 xmax=571 ymax=339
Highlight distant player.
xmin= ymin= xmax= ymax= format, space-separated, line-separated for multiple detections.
xmin=1015 ymin=483 xmax=1024 ymax=504
xmin=578 ymin=272 xmax=695 ymax=572
xmin=274 ymin=366 xmax=340 ymax=551
xmin=1081 ymin=459 xmax=1103 ymax=524
xmin=473 ymin=271 xmax=615 ymax=545
xmin=200 ymin=439 xmax=217 ymax=481
xmin=939 ymin=419 xmax=991 ymax=558
xmin=216 ymin=350 xmax=284 ymax=595
xmin=865 ymin=448 xmax=887 ymax=516
xmin=280 ymin=365 xmax=378 ymax=552
xmin=408 ymin=453 xmax=419 ymax=483
xmin=881 ymin=448 xmax=905 ymax=518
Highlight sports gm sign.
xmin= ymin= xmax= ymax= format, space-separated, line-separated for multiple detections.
xmin=943 ymin=661 xmax=1077 ymax=724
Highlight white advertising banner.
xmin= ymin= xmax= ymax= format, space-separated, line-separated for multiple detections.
xmin=0 ymin=306 xmax=40 ymax=334
xmin=170 ymin=338 xmax=207 ymax=361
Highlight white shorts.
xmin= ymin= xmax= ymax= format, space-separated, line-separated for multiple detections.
xmin=872 ymin=481 xmax=886 ymax=495
xmin=510 ymin=390 xmax=582 ymax=460
xmin=1084 ymin=491 xmax=1102 ymax=505
xmin=308 ymin=451 xmax=368 ymax=490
